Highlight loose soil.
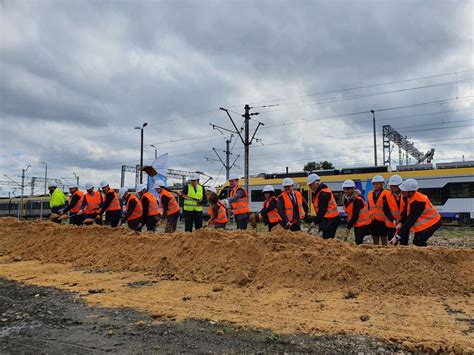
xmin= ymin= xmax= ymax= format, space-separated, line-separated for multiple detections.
xmin=0 ymin=218 xmax=473 ymax=352
xmin=0 ymin=278 xmax=398 ymax=353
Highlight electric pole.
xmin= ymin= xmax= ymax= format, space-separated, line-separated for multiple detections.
xmin=212 ymin=105 xmax=263 ymax=193
xmin=19 ymin=165 xmax=31 ymax=219
xmin=73 ymin=172 xmax=79 ymax=187
xmin=371 ymin=110 xmax=377 ymax=166
xmin=41 ymin=162 xmax=47 ymax=219
xmin=135 ymin=122 xmax=148 ymax=184
xmin=209 ymin=135 xmax=240 ymax=181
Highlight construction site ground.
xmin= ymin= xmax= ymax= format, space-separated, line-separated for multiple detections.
xmin=0 ymin=218 xmax=473 ymax=353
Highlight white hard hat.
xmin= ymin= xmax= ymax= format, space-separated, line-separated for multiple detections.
xmin=84 ymin=182 xmax=94 ymax=190
xmin=262 ymin=185 xmax=275 ymax=193
xmin=99 ymin=181 xmax=109 ymax=189
xmin=307 ymin=174 xmax=321 ymax=185
xmin=342 ymin=180 xmax=356 ymax=189
xmin=371 ymin=175 xmax=385 ymax=183
xmin=388 ymin=175 xmax=403 ymax=186
xmin=228 ymin=175 xmax=240 ymax=181
xmin=118 ymin=187 xmax=128 ymax=198
xmin=68 ymin=184 xmax=78 ymax=189
xmin=282 ymin=177 xmax=294 ymax=187
xmin=189 ymin=173 xmax=200 ymax=181
xmin=208 ymin=186 xmax=217 ymax=194
xmin=153 ymin=180 xmax=164 ymax=189
xmin=48 ymin=182 xmax=57 ymax=188
xmin=136 ymin=183 xmax=147 ymax=193
xmin=400 ymin=178 xmax=419 ymax=192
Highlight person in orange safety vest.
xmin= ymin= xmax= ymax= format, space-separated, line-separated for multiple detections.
xmin=222 ymin=175 xmax=250 ymax=230
xmin=306 ymin=173 xmax=340 ymax=239
xmin=259 ymin=185 xmax=281 ymax=231
xmin=97 ymin=181 xmax=122 ymax=227
xmin=118 ymin=187 xmax=143 ymax=232
xmin=391 ymin=179 xmax=441 ymax=247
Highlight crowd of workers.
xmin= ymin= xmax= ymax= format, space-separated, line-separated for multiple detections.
xmin=47 ymin=172 xmax=441 ymax=247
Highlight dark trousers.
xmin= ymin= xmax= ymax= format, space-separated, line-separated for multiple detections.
xmin=354 ymin=225 xmax=371 ymax=245
xmin=235 ymin=213 xmax=249 ymax=230
xmin=127 ymin=218 xmax=142 ymax=232
xmin=268 ymin=222 xmax=279 ymax=231
xmin=214 ymin=223 xmax=227 ymax=230
xmin=145 ymin=215 xmax=159 ymax=231
xmin=400 ymin=220 xmax=442 ymax=246
xmin=83 ymin=213 xmax=101 ymax=225
xmin=289 ymin=223 xmax=301 ymax=232
xmin=69 ymin=213 xmax=83 ymax=226
xmin=165 ymin=212 xmax=179 ymax=233
xmin=387 ymin=227 xmax=397 ymax=240
xmin=320 ymin=217 xmax=340 ymax=239
xmin=105 ymin=210 xmax=121 ymax=228
xmin=184 ymin=210 xmax=203 ymax=232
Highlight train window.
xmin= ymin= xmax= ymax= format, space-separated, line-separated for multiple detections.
xmin=419 ymin=188 xmax=445 ymax=206
xmin=332 ymin=191 xmax=344 ymax=206
xmin=446 ymin=182 xmax=474 ymax=198
xmin=251 ymin=189 xmax=282 ymax=202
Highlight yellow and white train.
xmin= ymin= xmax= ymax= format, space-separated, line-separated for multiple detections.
xmin=220 ymin=162 xmax=474 ymax=225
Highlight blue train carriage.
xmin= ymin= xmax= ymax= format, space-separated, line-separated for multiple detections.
xmin=231 ymin=161 xmax=474 ymax=226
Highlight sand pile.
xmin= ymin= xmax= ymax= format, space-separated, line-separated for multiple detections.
xmin=0 ymin=218 xmax=472 ymax=296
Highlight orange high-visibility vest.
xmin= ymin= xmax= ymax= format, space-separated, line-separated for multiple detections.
xmin=384 ymin=191 xmax=405 ymax=227
xmin=83 ymin=191 xmax=102 ymax=214
xmin=105 ymin=190 xmax=121 ymax=211
xmin=368 ymin=189 xmax=388 ymax=222
xmin=159 ymin=189 xmax=180 ymax=216
xmin=70 ymin=191 xmax=84 ymax=213
xmin=313 ymin=187 xmax=339 ymax=219
xmin=208 ymin=201 xmax=228 ymax=225
xmin=407 ymin=192 xmax=441 ymax=232
xmin=141 ymin=192 xmax=160 ymax=216
xmin=230 ymin=186 xmax=250 ymax=215
xmin=280 ymin=191 xmax=304 ymax=223
xmin=126 ymin=194 xmax=143 ymax=221
xmin=344 ymin=195 xmax=372 ymax=227
xmin=263 ymin=196 xmax=281 ymax=223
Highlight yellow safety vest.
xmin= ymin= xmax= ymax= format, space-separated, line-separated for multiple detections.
xmin=183 ymin=184 xmax=203 ymax=212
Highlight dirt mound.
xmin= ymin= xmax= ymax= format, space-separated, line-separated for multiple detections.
xmin=0 ymin=218 xmax=472 ymax=296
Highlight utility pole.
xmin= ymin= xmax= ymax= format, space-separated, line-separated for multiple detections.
xmin=151 ymin=144 xmax=158 ymax=159
xmin=209 ymin=135 xmax=240 ymax=181
xmin=135 ymin=122 xmax=148 ymax=184
xmin=225 ymin=137 xmax=231 ymax=181
xmin=371 ymin=110 xmax=377 ymax=166
xmin=19 ymin=165 xmax=31 ymax=220
xmin=212 ymin=106 xmax=263 ymax=193
xmin=73 ymin=172 xmax=79 ymax=187
xmin=41 ymin=162 xmax=47 ymax=219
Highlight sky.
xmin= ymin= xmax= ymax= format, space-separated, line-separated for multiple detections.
xmin=0 ymin=0 xmax=473 ymax=196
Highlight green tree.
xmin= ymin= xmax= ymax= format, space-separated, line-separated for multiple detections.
xmin=303 ymin=161 xmax=334 ymax=172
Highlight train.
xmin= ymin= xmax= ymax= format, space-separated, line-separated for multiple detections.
xmin=1 ymin=161 xmax=473 ymax=225
xmin=219 ymin=161 xmax=474 ymax=225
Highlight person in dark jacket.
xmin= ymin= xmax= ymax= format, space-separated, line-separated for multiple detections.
xmin=136 ymin=183 xmax=161 ymax=232
xmin=118 ymin=187 xmax=142 ymax=231
xmin=154 ymin=180 xmax=181 ymax=233
xmin=97 ymin=181 xmax=122 ymax=227
xmin=342 ymin=180 xmax=372 ymax=245
xmin=305 ymin=174 xmax=340 ymax=239
xmin=60 ymin=184 xmax=84 ymax=225
xmin=277 ymin=178 xmax=309 ymax=232
xmin=259 ymin=185 xmax=280 ymax=231
xmin=392 ymin=179 xmax=442 ymax=247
